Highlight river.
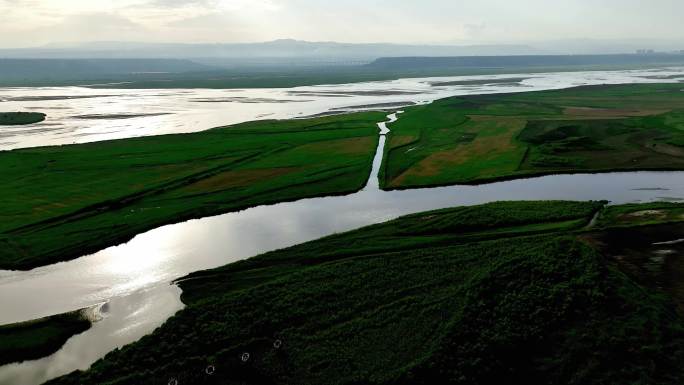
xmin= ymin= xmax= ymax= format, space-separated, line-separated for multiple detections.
xmin=2 ymin=70 xmax=684 ymax=384
xmin=1 ymin=67 xmax=683 ymax=150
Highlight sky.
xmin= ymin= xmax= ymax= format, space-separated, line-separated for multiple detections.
xmin=1 ymin=0 xmax=683 ymax=48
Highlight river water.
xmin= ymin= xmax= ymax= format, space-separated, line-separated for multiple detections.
xmin=1 ymin=67 xmax=683 ymax=150
xmin=2 ymin=69 xmax=684 ymax=384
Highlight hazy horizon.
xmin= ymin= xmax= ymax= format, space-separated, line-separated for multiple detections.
xmin=1 ymin=0 xmax=683 ymax=49
xmin=11 ymin=37 xmax=684 ymax=50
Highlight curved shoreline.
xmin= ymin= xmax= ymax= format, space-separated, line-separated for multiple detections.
xmin=0 ymin=112 xmax=400 ymax=384
xmin=0 ymin=284 xmax=183 ymax=385
xmin=3 ymin=175 xmax=684 ymax=383
xmin=0 ymin=110 xmax=385 ymax=271
xmin=0 ymin=308 xmax=90 ymax=367
xmin=4 ymin=106 xmax=684 ymax=384
xmin=3 ymin=77 xmax=684 ymax=382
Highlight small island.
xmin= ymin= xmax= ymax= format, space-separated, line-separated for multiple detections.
xmin=0 ymin=309 xmax=91 ymax=366
xmin=0 ymin=112 xmax=46 ymax=125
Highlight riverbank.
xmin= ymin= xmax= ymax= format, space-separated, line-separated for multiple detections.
xmin=5 ymin=170 xmax=684 ymax=384
xmin=0 ymin=111 xmax=385 ymax=270
xmin=47 ymin=200 xmax=684 ymax=384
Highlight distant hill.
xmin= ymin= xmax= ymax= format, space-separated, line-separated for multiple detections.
xmin=1 ymin=40 xmax=683 ymax=67
xmin=0 ymin=40 xmax=549 ymax=65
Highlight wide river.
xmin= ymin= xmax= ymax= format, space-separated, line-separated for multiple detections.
xmin=1 ymin=67 xmax=684 ymax=150
xmin=2 ymin=68 xmax=684 ymax=384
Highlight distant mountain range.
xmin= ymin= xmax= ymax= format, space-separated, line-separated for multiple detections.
xmin=1 ymin=39 xmax=682 ymax=64
xmin=0 ymin=39 xmax=550 ymax=65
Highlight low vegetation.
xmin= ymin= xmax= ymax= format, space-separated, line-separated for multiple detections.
xmin=48 ymin=200 xmax=684 ymax=385
xmin=0 ymin=111 xmax=385 ymax=269
xmin=382 ymin=83 xmax=684 ymax=188
xmin=595 ymin=201 xmax=684 ymax=228
xmin=583 ymin=202 xmax=684 ymax=319
xmin=0 ymin=310 xmax=90 ymax=366
xmin=0 ymin=112 xmax=45 ymax=125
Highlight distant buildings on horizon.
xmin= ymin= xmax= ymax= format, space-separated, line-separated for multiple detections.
xmin=635 ymin=49 xmax=684 ymax=55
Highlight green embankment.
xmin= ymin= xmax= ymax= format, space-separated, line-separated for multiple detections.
xmin=0 ymin=310 xmax=91 ymax=366
xmin=0 ymin=111 xmax=385 ymax=270
xmin=48 ymin=201 xmax=684 ymax=385
xmin=382 ymin=83 xmax=684 ymax=188
xmin=0 ymin=112 xmax=45 ymax=125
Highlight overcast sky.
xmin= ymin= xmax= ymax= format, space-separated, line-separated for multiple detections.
xmin=1 ymin=0 xmax=683 ymax=48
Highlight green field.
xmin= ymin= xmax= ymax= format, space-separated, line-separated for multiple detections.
xmin=0 ymin=111 xmax=385 ymax=270
xmin=594 ymin=201 xmax=684 ymax=228
xmin=47 ymin=200 xmax=684 ymax=385
xmin=0 ymin=112 xmax=45 ymax=125
xmin=0 ymin=310 xmax=90 ymax=366
xmin=382 ymin=83 xmax=684 ymax=188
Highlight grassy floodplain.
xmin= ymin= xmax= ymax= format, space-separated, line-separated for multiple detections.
xmin=382 ymin=83 xmax=684 ymax=188
xmin=0 ymin=111 xmax=385 ymax=270
xmin=46 ymin=200 xmax=684 ymax=385
xmin=5 ymin=83 xmax=684 ymax=271
xmin=0 ymin=112 xmax=45 ymax=125
xmin=0 ymin=310 xmax=90 ymax=366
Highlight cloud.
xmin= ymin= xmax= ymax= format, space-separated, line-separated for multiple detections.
xmin=0 ymin=0 xmax=683 ymax=47
xmin=0 ymin=0 xmax=38 ymax=5
xmin=160 ymin=11 xmax=273 ymax=42
xmin=145 ymin=0 xmax=213 ymax=8
xmin=165 ymin=12 xmax=241 ymax=28
xmin=143 ymin=0 xmax=279 ymax=11
xmin=26 ymin=13 xmax=149 ymax=44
